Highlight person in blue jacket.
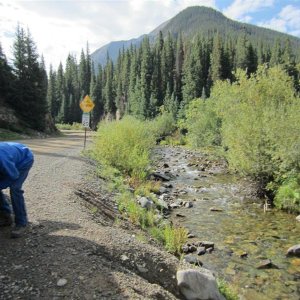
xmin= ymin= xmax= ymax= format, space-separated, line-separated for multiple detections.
xmin=0 ymin=142 xmax=34 ymax=238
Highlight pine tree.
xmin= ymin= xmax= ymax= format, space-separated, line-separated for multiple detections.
xmin=55 ymin=62 xmax=66 ymax=122
xmin=235 ymin=34 xmax=249 ymax=70
xmin=270 ymin=39 xmax=282 ymax=66
xmin=174 ymin=33 xmax=184 ymax=105
xmin=65 ymin=54 xmax=80 ymax=123
xmin=210 ymin=34 xmax=223 ymax=82
xmin=128 ymin=46 xmax=139 ymax=114
xmin=0 ymin=42 xmax=14 ymax=106
xmin=140 ymin=36 xmax=152 ymax=118
xmin=161 ymin=32 xmax=175 ymax=100
xmin=90 ymin=64 xmax=103 ymax=127
xmin=103 ymin=57 xmax=115 ymax=116
xmin=47 ymin=64 xmax=57 ymax=118
xmin=12 ymin=26 xmax=48 ymax=130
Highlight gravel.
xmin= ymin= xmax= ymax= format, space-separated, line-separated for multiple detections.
xmin=0 ymin=133 xmax=182 ymax=300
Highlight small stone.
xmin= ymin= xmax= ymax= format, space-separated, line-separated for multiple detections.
xmin=197 ymin=247 xmax=206 ymax=256
xmin=176 ymin=213 xmax=186 ymax=218
xmin=57 ymin=278 xmax=68 ymax=287
xmin=120 ymin=254 xmax=129 ymax=261
xmin=136 ymin=263 xmax=148 ymax=273
xmin=210 ymin=207 xmax=223 ymax=212
xmin=187 ymin=233 xmax=196 ymax=238
xmin=257 ymin=259 xmax=279 ymax=269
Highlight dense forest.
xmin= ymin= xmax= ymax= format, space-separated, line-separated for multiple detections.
xmin=1 ymin=18 xmax=300 ymax=130
xmin=46 ymin=30 xmax=300 ymax=126
xmin=0 ymin=18 xmax=300 ymax=212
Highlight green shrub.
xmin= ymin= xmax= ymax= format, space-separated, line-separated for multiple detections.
xmin=274 ymin=175 xmax=300 ymax=213
xmin=217 ymin=279 xmax=239 ymax=300
xmin=92 ymin=116 xmax=155 ymax=181
xmin=149 ymin=112 xmax=176 ymax=140
xmin=211 ymin=66 xmax=300 ymax=183
xmin=56 ymin=122 xmax=84 ymax=130
xmin=183 ymin=98 xmax=221 ymax=148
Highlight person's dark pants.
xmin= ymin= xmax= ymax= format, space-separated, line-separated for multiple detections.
xmin=0 ymin=160 xmax=33 ymax=226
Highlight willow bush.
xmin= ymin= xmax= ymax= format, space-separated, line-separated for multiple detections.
xmin=182 ymin=98 xmax=220 ymax=148
xmin=92 ymin=116 xmax=155 ymax=181
xmin=184 ymin=66 xmax=300 ymax=211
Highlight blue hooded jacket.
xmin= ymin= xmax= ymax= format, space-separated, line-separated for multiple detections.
xmin=0 ymin=142 xmax=34 ymax=189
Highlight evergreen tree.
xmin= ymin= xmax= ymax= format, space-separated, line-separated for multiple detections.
xmin=270 ymin=39 xmax=282 ymax=66
xmin=90 ymin=64 xmax=103 ymax=127
xmin=139 ymin=36 xmax=152 ymax=118
xmin=65 ymin=54 xmax=80 ymax=123
xmin=47 ymin=64 xmax=57 ymax=118
xmin=246 ymin=43 xmax=258 ymax=75
xmin=161 ymin=32 xmax=175 ymax=100
xmin=210 ymin=34 xmax=223 ymax=82
xmin=235 ymin=34 xmax=249 ymax=70
xmin=103 ymin=57 xmax=115 ymax=116
xmin=55 ymin=62 xmax=66 ymax=122
xmin=174 ymin=33 xmax=184 ymax=105
xmin=0 ymin=42 xmax=14 ymax=106
xmin=128 ymin=46 xmax=139 ymax=114
xmin=12 ymin=26 xmax=48 ymax=131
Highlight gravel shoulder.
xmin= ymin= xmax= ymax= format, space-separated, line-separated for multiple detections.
xmin=0 ymin=132 xmax=181 ymax=299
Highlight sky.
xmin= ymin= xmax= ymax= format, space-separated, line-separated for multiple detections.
xmin=1 ymin=0 xmax=300 ymax=69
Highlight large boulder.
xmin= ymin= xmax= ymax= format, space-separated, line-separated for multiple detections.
xmin=177 ymin=268 xmax=225 ymax=300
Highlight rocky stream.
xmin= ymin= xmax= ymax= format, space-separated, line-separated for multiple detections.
xmin=152 ymin=146 xmax=300 ymax=300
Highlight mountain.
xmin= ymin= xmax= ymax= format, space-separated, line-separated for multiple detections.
xmin=91 ymin=6 xmax=300 ymax=67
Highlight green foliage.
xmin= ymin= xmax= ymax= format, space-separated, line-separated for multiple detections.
xmin=117 ymin=192 xmax=156 ymax=229
xmin=92 ymin=116 xmax=155 ymax=181
xmin=117 ymin=190 xmax=187 ymax=254
xmin=211 ymin=66 xmax=300 ymax=183
xmin=56 ymin=122 xmax=84 ymax=130
xmin=134 ymin=181 xmax=161 ymax=197
xmin=183 ymin=65 xmax=300 ymax=212
xmin=183 ymin=98 xmax=220 ymax=148
xmin=217 ymin=279 xmax=239 ymax=300
xmin=12 ymin=26 xmax=48 ymax=131
xmin=0 ymin=129 xmax=24 ymax=141
xmin=274 ymin=175 xmax=300 ymax=213
xmin=163 ymin=225 xmax=188 ymax=256
xmin=149 ymin=111 xmax=176 ymax=140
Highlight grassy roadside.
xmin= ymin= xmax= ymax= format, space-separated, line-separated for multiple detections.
xmin=88 ymin=115 xmax=188 ymax=256
xmin=0 ymin=128 xmax=26 ymax=141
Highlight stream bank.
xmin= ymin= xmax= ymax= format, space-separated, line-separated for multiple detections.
xmin=152 ymin=146 xmax=300 ymax=300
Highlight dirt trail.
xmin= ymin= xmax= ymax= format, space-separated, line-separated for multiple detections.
xmin=0 ymin=131 xmax=180 ymax=300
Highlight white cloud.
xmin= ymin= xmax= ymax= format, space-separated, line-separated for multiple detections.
xmin=258 ymin=5 xmax=300 ymax=37
xmin=223 ymin=0 xmax=274 ymax=22
xmin=0 ymin=0 xmax=216 ymax=69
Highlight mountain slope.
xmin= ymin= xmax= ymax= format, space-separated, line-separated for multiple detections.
xmin=91 ymin=6 xmax=300 ymax=67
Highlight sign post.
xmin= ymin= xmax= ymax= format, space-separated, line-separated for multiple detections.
xmin=79 ymin=95 xmax=95 ymax=149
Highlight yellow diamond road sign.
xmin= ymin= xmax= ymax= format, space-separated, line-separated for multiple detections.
xmin=80 ymin=95 xmax=95 ymax=113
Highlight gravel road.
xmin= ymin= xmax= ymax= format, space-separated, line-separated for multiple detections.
xmin=0 ymin=131 xmax=181 ymax=300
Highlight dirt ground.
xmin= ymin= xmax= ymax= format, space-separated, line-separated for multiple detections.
xmin=0 ymin=131 xmax=182 ymax=300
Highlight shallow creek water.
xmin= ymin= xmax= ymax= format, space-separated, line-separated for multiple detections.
xmin=155 ymin=147 xmax=300 ymax=300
